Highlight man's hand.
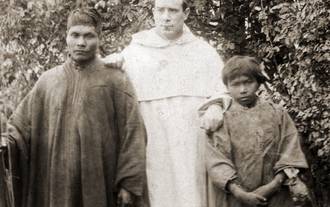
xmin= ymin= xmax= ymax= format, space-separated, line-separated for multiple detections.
xmin=117 ymin=188 xmax=133 ymax=206
xmin=200 ymin=104 xmax=224 ymax=133
xmin=1 ymin=133 xmax=9 ymax=150
xmin=102 ymin=53 xmax=125 ymax=69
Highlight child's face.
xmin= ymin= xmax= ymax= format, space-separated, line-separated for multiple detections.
xmin=227 ymin=75 xmax=259 ymax=107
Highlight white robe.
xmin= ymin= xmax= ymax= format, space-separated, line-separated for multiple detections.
xmin=122 ymin=26 xmax=225 ymax=207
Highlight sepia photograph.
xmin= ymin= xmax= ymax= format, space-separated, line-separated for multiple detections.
xmin=0 ymin=0 xmax=329 ymax=206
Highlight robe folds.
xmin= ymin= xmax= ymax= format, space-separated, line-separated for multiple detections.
xmin=206 ymin=99 xmax=308 ymax=207
xmin=121 ymin=25 xmax=225 ymax=207
xmin=7 ymin=58 xmax=147 ymax=207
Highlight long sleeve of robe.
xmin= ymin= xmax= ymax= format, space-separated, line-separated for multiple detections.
xmin=206 ymin=99 xmax=308 ymax=207
xmin=7 ymin=58 xmax=147 ymax=207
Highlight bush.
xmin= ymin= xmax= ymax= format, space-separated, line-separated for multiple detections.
xmin=0 ymin=0 xmax=72 ymax=106
xmin=1 ymin=0 xmax=329 ymax=206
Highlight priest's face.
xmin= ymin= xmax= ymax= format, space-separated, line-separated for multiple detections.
xmin=153 ymin=0 xmax=189 ymax=40
xmin=66 ymin=25 xmax=99 ymax=63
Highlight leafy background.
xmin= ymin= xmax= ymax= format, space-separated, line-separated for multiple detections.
xmin=0 ymin=0 xmax=329 ymax=206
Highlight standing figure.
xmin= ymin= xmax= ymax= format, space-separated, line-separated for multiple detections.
xmin=206 ymin=56 xmax=309 ymax=207
xmin=4 ymin=8 xmax=147 ymax=207
xmin=104 ymin=0 xmax=226 ymax=206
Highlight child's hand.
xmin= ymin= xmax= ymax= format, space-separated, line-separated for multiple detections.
xmin=253 ymin=182 xmax=277 ymax=198
xmin=228 ymin=182 xmax=268 ymax=206
xmin=235 ymin=191 xmax=268 ymax=206
xmin=253 ymin=172 xmax=285 ymax=198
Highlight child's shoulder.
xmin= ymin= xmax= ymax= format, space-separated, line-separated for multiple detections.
xmin=257 ymin=99 xmax=291 ymax=124
xmin=259 ymin=98 xmax=280 ymax=109
xmin=225 ymin=98 xmax=287 ymax=116
xmin=260 ymin=99 xmax=288 ymax=113
xmin=223 ymin=98 xmax=290 ymax=128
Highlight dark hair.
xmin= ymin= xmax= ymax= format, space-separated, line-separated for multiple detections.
xmin=67 ymin=8 xmax=102 ymax=33
xmin=222 ymin=55 xmax=268 ymax=85
xmin=153 ymin=0 xmax=190 ymax=11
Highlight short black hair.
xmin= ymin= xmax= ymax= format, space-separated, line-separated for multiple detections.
xmin=222 ymin=55 xmax=268 ymax=86
xmin=67 ymin=8 xmax=102 ymax=33
xmin=153 ymin=0 xmax=190 ymax=11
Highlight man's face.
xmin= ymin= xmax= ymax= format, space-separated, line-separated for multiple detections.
xmin=66 ymin=25 xmax=99 ymax=63
xmin=227 ymin=75 xmax=259 ymax=107
xmin=153 ymin=0 xmax=189 ymax=40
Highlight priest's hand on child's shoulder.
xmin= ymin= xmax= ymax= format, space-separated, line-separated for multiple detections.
xmin=200 ymin=104 xmax=224 ymax=133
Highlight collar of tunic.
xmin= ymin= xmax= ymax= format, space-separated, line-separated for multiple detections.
xmin=65 ymin=56 xmax=100 ymax=71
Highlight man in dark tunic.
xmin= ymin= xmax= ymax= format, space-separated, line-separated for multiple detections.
xmin=3 ymin=8 xmax=147 ymax=207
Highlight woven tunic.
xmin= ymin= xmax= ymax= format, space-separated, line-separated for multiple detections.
xmin=206 ymin=99 xmax=308 ymax=207
xmin=8 ymin=58 xmax=147 ymax=207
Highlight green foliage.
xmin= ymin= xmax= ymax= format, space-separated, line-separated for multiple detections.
xmin=250 ymin=2 xmax=329 ymax=205
xmin=0 ymin=0 xmax=329 ymax=205
xmin=0 ymin=0 xmax=74 ymax=106
xmin=91 ymin=0 xmax=154 ymax=54
xmin=190 ymin=1 xmax=329 ymax=205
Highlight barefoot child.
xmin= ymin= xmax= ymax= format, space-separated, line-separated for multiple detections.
xmin=206 ymin=56 xmax=309 ymax=207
